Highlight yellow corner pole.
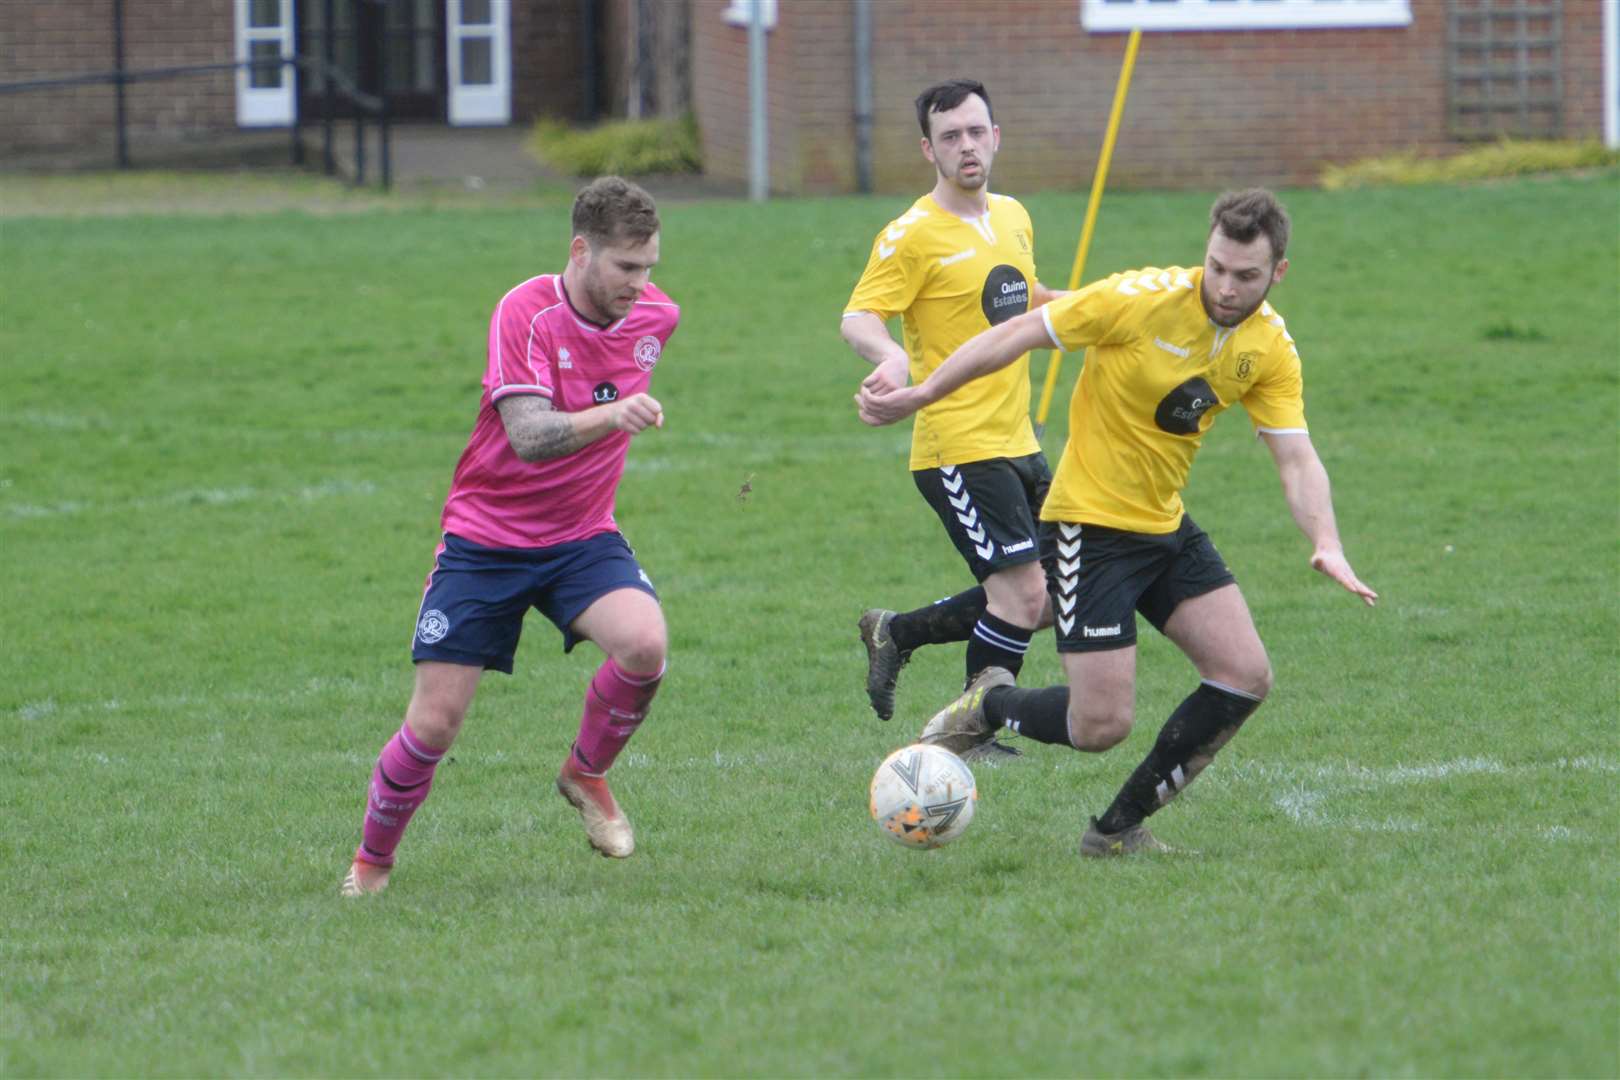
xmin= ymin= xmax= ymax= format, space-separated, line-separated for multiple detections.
xmin=1034 ymin=27 xmax=1142 ymax=437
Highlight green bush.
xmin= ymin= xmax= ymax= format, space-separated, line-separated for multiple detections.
xmin=1320 ymin=138 xmax=1618 ymax=190
xmin=526 ymin=114 xmax=702 ymax=177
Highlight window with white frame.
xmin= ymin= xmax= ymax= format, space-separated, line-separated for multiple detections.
xmin=1081 ymin=0 xmax=1412 ymax=33
xmin=722 ymin=0 xmax=777 ymax=30
xmin=235 ymin=0 xmax=294 ymax=126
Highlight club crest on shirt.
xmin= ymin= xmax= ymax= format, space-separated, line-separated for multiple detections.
xmin=633 ymin=334 xmax=662 ymax=372
xmin=593 ymin=382 xmax=620 ymax=404
xmin=1235 ymin=351 xmax=1257 ymax=380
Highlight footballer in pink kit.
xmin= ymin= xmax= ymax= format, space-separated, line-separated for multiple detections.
xmin=343 ymin=177 xmax=679 ymax=897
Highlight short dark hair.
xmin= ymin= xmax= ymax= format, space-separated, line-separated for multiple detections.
xmin=1209 ymin=188 xmax=1290 ymax=262
xmin=915 ymin=79 xmax=993 ymax=139
xmin=571 ymin=175 xmax=660 ymax=249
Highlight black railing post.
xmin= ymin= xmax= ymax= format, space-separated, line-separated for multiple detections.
xmin=289 ymin=54 xmax=303 ymax=166
xmin=376 ymin=0 xmax=390 ymax=191
xmin=322 ymin=0 xmax=336 ymax=176
xmin=355 ymin=108 xmax=366 ymax=185
xmin=113 ymin=0 xmax=130 ymax=168
xmin=579 ymin=0 xmax=598 ymax=123
xmin=379 ymin=86 xmax=391 ymax=190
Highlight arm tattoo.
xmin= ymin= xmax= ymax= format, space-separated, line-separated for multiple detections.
xmin=498 ymin=395 xmax=587 ymax=461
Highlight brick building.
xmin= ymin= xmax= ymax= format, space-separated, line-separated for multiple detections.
xmin=2 ymin=0 xmax=1612 ymax=190
xmin=691 ymin=0 xmax=1613 ymax=193
xmin=0 ymin=1 xmax=593 ymax=165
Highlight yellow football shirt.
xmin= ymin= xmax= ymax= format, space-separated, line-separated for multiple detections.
xmin=845 ymin=193 xmax=1042 ymax=470
xmin=1039 ymin=265 xmax=1307 ymax=534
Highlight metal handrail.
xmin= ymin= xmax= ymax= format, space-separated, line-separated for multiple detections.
xmin=0 ymin=54 xmax=390 ymax=188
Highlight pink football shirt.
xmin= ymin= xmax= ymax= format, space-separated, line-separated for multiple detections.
xmin=439 ymin=274 xmax=679 ymax=549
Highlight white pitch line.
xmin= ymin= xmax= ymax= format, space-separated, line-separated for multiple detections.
xmin=1214 ymin=756 xmax=1616 ymax=839
xmin=11 ymin=673 xmax=406 ymax=724
xmin=7 ymin=410 xmax=98 ymax=432
xmin=3 ymin=478 xmax=378 ymax=521
xmin=1273 ymin=787 xmax=1423 ymax=833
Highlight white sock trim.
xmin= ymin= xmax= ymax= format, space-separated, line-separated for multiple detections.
xmin=972 ymin=619 xmax=1032 ymax=653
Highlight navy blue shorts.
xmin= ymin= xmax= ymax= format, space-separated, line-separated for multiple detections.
xmin=411 ymin=531 xmax=658 ymax=673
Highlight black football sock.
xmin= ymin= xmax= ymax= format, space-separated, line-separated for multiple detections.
xmin=1095 ymin=681 xmax=1263 ymax=834
xmin=965 ymin=611 xmax=1034 ymax=685
xmin=983 ymin=685 xmax=1071 ymax=746
xmin=888 ymin=586 xmax=986 ymax=654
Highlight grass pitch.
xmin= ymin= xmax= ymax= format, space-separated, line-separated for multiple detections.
xmin=2 ymin=173 xmax=1616 ymax=1078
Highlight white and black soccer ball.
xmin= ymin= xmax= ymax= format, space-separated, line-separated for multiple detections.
xmin=870 ymin=743 xmax=977 ymax=849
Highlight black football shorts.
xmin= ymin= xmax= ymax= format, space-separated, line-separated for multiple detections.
xmin=1039 ymin=513 xmax=1235 ymax=652
xmin=913 ymin=452 xmax=1051 ymax=582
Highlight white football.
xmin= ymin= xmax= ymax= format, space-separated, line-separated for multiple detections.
xmin=869 ymin=743 xmax=977 ymax=849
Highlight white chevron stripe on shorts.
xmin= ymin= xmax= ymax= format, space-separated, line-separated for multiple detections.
xmin=1054 ymin=523 xmax=1082 ymax=636
xmin=941 ymin=466 xmax=995 ymax=561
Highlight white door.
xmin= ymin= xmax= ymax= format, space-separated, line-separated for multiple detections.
xmin=447 ymin=0 xmax=511 ymax=125
xmin=235 ymin=0 xmax=294 ymax=126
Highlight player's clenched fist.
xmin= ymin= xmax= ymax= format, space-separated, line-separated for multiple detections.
xmin=612 ymin=392 xmax=665 ymax=434
xmin=861 ymin=355 xmax=909 ymax=396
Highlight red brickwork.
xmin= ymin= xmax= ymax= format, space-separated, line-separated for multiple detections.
xmin=1 ymin=1 xmax=236 ymax=159
xmin=691 ymin=0 xmax=1608 ymax=194
xmin=691 ymin=0 xmax=801 ymax=188
xmin=1561 ymin=2 xmax=1604 ymax=138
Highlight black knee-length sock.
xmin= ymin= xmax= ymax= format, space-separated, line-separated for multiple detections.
xmin=1095 ymin=681 xmax=1262 ymax=834
xmin=888 ymin=586 xmax=986 ymax=653
xmin=982 ymin=685 xmax=1071 ymax=746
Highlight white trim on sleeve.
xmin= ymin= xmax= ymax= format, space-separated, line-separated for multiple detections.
xmin=1040 ymin=305 xmax=1063 ymax=351
xmin=491 ymin=384 xmax=553 ymax=401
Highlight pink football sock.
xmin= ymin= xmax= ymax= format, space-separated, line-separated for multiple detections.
xmin=357 ymin=723 xmax=446 ymax=867
xmin=569 ymin=657 xmax=664 ymax=775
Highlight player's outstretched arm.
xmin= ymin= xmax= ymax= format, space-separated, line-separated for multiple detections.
xmin=855 ymin=308 xmax=1052 ymax=427
xmin=498 ymin=392 xmax=663 ymax=461
xmin=1261 ymin=431 xmax=1378 ymax=606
